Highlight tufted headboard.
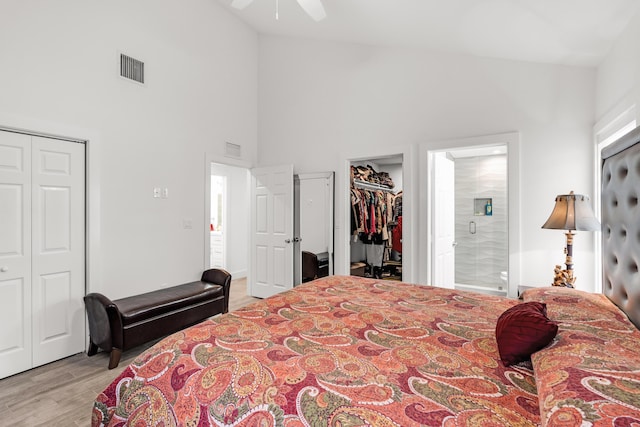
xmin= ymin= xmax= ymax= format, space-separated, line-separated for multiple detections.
xmin=601 ymin=125 xmax=640 ymax=329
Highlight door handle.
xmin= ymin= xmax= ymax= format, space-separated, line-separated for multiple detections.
xmin=0 ymin=266 xmax=8 ymax=272
xmin=285 ymin=239 xmax=291 ymax=244
xmin=452 ymin=241 xmax=458 ymax=247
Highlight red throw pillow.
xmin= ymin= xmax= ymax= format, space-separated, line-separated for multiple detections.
xmin=495 ymin=301 xmax=558 ymax=366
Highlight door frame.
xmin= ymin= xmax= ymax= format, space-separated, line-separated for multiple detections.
xmin=340 ymin=145 xmax=415 ymax=283
xmin=419 ymin=132 xmax=521 ymax=298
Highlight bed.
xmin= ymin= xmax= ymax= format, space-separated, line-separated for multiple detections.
xmin=92 ymin=127 xmax=640 ymax=427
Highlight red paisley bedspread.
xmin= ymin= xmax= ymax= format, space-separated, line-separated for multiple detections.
xmin=522 ymin=287 xmax=640 ymax=426
xmin=92 ymin=276 xmax=540 ymax=426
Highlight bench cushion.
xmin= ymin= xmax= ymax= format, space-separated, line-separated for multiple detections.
xmin=114 ymin=281 xmax=224 ymax=326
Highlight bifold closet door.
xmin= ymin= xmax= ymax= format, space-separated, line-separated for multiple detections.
xmin=0 ymin=131 xmax=85 ymax=379
xmin=0 ymin=131 xmax=33 ymax=378
xmin=31 ymin=136 xmax=85 ymax=367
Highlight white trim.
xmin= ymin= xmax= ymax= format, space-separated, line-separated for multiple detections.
xmin=297 ymin=172 xmax=333 ymax=180
xmin=594 ymin=98 xmax=636 ymax=145
xmin=418 ymin=132 xmax=521 ymax=298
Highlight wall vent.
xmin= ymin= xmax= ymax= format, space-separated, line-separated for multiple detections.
xmin=120 ymin=54 xmax=145 ymax=84
xmin=225 ymin=142 xmax=242 ymax=158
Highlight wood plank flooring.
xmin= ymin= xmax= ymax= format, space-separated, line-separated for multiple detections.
xmin=0 ymin=278 xmax=260 ymax=427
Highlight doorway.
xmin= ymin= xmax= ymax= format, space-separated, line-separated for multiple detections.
xmin=432 ymin=145 xmax=508 ymax=295
xmin=422 ymin=132 xmax=520 ymax=298
xmin=210 ymin=174 xmax=227 ymax=269
xmin=348 ymin=156 xmax=404 ymax=281
xmin=208 ymin=162 xmax=250 ymax=279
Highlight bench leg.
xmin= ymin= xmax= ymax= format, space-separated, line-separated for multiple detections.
xmin=108 ymin=348 xmax=123 ymax=370
xmin=87 ymin=340 xmax=99 ymax=357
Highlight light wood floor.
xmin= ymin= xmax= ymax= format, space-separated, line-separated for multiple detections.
xmin=0 ymin=278 xmax=260 ymax=427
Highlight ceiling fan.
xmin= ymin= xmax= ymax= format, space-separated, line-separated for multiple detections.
xmin=231 ymin=0 xmax=326 ymax=22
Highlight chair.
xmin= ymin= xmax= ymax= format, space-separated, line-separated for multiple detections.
xmin=302 ymin=251 xmax=319 ymax=282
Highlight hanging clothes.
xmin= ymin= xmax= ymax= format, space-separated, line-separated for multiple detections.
xmin=392 ymin=215 xmax=403 ymax=254
xmin=350 ymin=180 xmax=399 ymax=245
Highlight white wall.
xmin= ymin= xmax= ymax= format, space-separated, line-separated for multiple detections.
xmin=0 ymin=2 xmax=606 ymax=296
xmin=596 ymin=9 xmax=640 ymax=122
xmin=257 ymin=35 xmax=597 ymax=290
xmin=0 ymin=0 xmax=258 ymax=298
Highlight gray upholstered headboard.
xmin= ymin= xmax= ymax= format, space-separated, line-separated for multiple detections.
xmin=601 ymin=125 xmax=640 ymax=329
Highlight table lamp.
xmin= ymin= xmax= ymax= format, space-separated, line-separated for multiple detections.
xmin=541 ymin=191 xmax=600 ymax=287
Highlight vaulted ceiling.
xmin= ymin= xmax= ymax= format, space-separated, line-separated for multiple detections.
xmin=216 ymin=0 xmax=640 ymax=67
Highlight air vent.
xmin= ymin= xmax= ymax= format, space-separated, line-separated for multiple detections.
xmin=225 ymin=142 xmax=242 ymax=158
xmin=120 ymin=54 xmax=144 ymax=84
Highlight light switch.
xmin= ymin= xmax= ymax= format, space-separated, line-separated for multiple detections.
xmin=183 ymin=218 xmax=193 ymax=229
xmin=162 ymin=188 xmax=169 ymax=199
xmin=153 ymin=188 xmax=161 ymax=198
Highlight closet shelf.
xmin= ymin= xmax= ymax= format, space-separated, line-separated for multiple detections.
xmin=353 ymin=180 xmax=396 ymax=193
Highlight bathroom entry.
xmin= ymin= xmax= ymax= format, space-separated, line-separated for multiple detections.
xmin=210 ymin=174 xmax=226 ymax=268
xmin=430 ymin=145 xmax=508 ymax=296
xmin=209 ymin=163 xmax=250 ymax=278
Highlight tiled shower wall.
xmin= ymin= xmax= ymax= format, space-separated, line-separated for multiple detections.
xmin=454 ymin=155 xmax=508 ymax=288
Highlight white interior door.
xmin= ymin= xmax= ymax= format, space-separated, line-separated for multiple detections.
xmin=0 ymin=131 xmax=33 ymax=378
xmin=31 ymin=136 xmax=85 ymax=366
xmin=250 ymin=165 xmax=294 ymax=298
xmin=433 ymin=153 xmax=455 ymax=288
xmin=0 ymin=131 xmax=85 ymax=379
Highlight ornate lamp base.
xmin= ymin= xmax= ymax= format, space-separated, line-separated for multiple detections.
xmin=552 ymin=265 xmax=575 ymax=288
xmin=551 ymin=231 xmax=576 ymax=288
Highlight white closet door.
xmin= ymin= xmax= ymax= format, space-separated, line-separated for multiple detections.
xmin=0 ymin=132 xmax=33 ymax=378
xmin=31 ymin=136 xmax=85 ymax=366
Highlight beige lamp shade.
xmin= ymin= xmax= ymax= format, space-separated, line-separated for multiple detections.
xmin=541 ymin=191 xmax=600 ymax=231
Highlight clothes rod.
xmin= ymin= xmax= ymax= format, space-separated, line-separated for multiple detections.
xmin=353 ymin=180 xmax=396 ymax=193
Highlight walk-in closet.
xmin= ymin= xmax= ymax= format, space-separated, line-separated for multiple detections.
xmin=349 ymin=157 xmax=403 ymax=281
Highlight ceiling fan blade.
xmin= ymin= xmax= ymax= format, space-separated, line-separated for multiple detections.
xmin=231 ymin=0 xmax=254 ymax=10
xmin=296 ymin=0 xmax=326 ymax=21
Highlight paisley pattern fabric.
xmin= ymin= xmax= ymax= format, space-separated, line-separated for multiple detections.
xmin=522 ymin=287 xmax=640 ymax=426
xmin=92 ymin=276 xmax=541 ymax=426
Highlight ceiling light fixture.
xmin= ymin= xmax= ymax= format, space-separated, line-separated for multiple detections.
xmin=231 ymin=0 xmax=326 ymax=22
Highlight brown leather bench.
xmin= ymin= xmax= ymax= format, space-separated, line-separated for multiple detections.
xmin=83 ymin=268 xmax=231 ymax=369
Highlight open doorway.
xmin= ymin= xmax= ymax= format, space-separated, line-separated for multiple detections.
xmin=210 ymin=174 xmax=227 ymax=268
xmin=208 ymin=162 xmax=250 ymax=279
xmin=421 ymin=132 xmax=520 ymax=298
xmin=348 ymin=155 xmax=404 ymax=281
xmin=430 ymin=145 xmax=508 ymax=296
